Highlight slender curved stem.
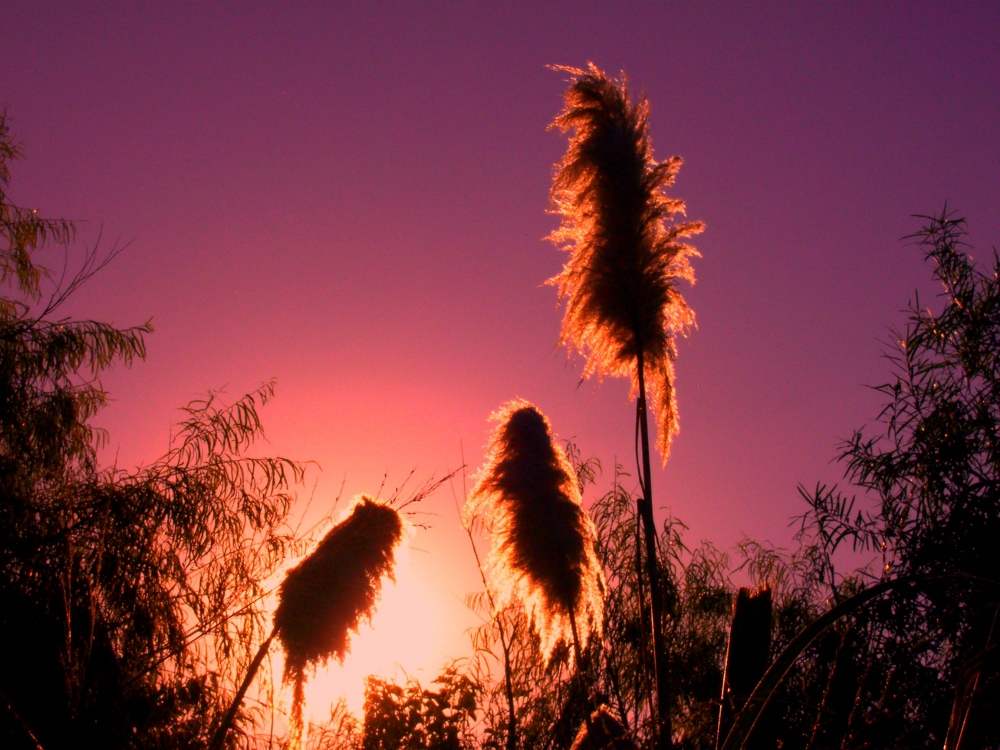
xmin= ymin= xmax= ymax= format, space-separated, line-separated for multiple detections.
xmin=456 ymin=454 xmax=518 ymax=750
xmin=207 ymin=629 xmax=277 ymax=750
xmin=569 ymin=609 xmax=594 ymax=732
xmin=720 ymin=574 xmax=1000 ymax=750
xmin=636 ymin=347 xmax=672 ymax=749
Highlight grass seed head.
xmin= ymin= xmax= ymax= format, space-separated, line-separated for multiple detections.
xmin=467 ymin=400 xmax=604 ymax=660
xmin=274 ymin=496 xmax=403 ymax=677
xmin=548 ymin=63 xmax=703 ymax=462
xmin=274 ymin=496 xmax=403 ymax=749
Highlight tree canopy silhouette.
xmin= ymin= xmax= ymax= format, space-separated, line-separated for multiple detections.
xmin=0 ymin=110 xmax=305 ymax=750
xmin=790 ymin=210 xmax=1000 ymax=747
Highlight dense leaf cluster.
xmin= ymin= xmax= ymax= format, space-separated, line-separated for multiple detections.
xmin=361 ymin=668 xmax=479 ymax=750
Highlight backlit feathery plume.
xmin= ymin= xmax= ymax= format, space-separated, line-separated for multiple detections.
xmin=466 ymin=400 xmax=604 ymax=661
xmin=275 ymin=496 xmax=403 ymax=749
xmin=547 ymin=63 xmax=703 ymax=463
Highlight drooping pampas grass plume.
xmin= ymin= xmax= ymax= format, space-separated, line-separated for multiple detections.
xmin=547 ymin=63 xmax=703 ymax=463
xmin=466 ymin=400 xmax=604 ymax=661
xmin=275 ymin=496 xmax=403 ymax=749
xmin=209 ymin=476 xmax=454 ymax=750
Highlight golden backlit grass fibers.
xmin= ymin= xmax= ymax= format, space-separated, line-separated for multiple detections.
xmin=467 ymin=400 xmax=604 ymax=661
xmin=548 ymin=63 xmax=703 ymax=463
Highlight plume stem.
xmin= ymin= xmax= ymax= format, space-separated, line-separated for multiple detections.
xmin=501 ymin=626 xmax=518 ymax=750
xmin=460 ymin=485 xmax=519 ymax=750
xmin=208 ymin=628 xmax=277 ymax=750
xmin=569 ymin=609 xmax=594 ymax=733
xmin=636 ymin=347 xmax=673 ymax=749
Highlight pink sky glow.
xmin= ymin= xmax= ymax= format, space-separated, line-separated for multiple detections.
xmin=4 ymin=0 xmax=1000 ymax=718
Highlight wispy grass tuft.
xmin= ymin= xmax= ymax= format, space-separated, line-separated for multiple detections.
xmin=466 ymin=400 xmax=604 ymax=661
xmin=547 ymin=63 xmax=703 ymax=462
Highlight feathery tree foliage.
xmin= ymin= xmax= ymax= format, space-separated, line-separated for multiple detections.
xmin=711 ymin=210 xmax=1000 ymax=750
xmin=547 ymin=63 xmax=703 ymax=749
xmin=0 ymin=110 xmax=306 ymax=750
xmin=784 ymin=211 xmax=1000 ymax=748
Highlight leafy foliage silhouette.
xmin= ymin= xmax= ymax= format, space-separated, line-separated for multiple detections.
xmin=786 ymin=211 xmax=1000 ymax=748
xmin=0 ymin=111 xmax=305 ymax=750
xmin=361 ymin=668 xmax=479 ymax=750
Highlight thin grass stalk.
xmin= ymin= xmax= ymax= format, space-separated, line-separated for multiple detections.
xmin=945 ymin=651 xmax=993 ymax=750
xmin=633 ymin=496 xmax=655 ymax=736
xmin=456 ymin=449 xmax=519 ymax=750
xmin=207 ymin=629 xmax=277 ymax=750
xmin=637 ymin=347 xmax=671 ymax=749
xmin=945 ymin=607 xmax=999 ymax=750
xmin=569 ymin=609 xmax=595 ymax=732
xmin=460 ymin=492 xmax=519 ymax=750
xmin=0 ymin=688 xmax=44 ymax=750
xmin=500 ymin=618 xmax=518 ymax=750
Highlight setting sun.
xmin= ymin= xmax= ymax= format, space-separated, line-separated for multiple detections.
xmin=299 ymin=537 xmax=441 ymax=717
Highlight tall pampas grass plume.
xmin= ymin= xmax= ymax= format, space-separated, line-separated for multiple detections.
xmin=275 ymin=495 xmax=403 ymax=749
xmin=466 ymin=400 xmax=604 ymax=661
xmin=547 ymin=63 xmax=703 ymax=463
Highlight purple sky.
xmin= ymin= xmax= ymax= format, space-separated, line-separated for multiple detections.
xmin=5 ymin=1 xmax=1000 ymax=696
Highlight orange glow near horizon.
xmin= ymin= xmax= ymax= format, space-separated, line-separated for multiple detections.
xmin=303 ymin=539 xmax=441 ymax=717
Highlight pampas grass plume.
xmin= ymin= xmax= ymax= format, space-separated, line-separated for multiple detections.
xmin=548 ymin=63 xmax=703 ymax=463
xmin=467 ymin=400 xmax=604 ymax=660
xmin=274 ymin=496 xmax=403 ymax=747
